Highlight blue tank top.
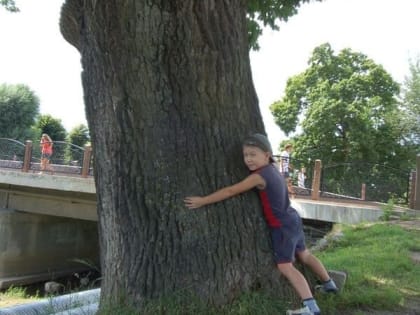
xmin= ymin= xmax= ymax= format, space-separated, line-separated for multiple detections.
xmin=254 ymin=164 xmax=301 ymax=228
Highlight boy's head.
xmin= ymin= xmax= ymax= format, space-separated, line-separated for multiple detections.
xmin=242 ymin=133 xmax=275 ymax=163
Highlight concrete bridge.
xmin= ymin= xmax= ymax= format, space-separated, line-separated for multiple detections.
xmin=0 ymin=169 xmax=414 ymax=289
xmin=0 ymin=170 xmax=97 ymax=289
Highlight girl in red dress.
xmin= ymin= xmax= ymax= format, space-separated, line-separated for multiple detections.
xmin=39 ymin=133 xmax=54 ymax=174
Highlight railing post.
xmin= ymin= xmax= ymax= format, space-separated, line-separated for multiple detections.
xmin=361 ymin=183 xmax=366 ymax=201
xmin=415 ymin=154 xmax=420 ymax=210
xmin=81 ymin=145 xmax=92 ymax=178
xmin=311 ymin=159 xmax=322 ymax=200
xmin=22 ymin=140 xmax=33 ymax=172
xmin=409 ymin=170 xmax=416 ymax=209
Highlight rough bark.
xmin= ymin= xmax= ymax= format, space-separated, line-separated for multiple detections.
xmin=60 ymin=0 xmax=290 ymax=309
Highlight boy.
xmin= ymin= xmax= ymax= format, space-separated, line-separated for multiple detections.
xmin=184 ymin=133 xmax=337 ymax=315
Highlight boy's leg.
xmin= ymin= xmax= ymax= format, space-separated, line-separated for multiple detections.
xmin=296 ymin=249 xmax=330 ymax=281
xmin=277 ymin=263 xmax=320 ymax=315
xmin=277 ymin=262 xmax=313 ymax=299
xmin=296 ymin=249 xmax=338 ymax=293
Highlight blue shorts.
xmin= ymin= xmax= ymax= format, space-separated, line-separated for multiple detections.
xmin=270 ymin=226 xmax=306 ymax=264
xmin=41 ymin=153 xmax=52 ymax=159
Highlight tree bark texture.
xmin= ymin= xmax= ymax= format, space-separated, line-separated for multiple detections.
xmin=60 ymin=0 xmax=290 ymax=308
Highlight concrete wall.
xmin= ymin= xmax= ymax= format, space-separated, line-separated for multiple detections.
xmin=0 ymin=208 xmax=99 ymax=289
xmin=292 ymin=199 xmax=384 ymax=224
xmin=0 ymin=170 xmax=97 ymax=221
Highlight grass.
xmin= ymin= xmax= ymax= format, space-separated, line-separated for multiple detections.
xmin=98 ymin=290 xmax=290 ymax=315
xmin=314 ymin=222 xmax=420 ymax=314
xmin=1 ymin=221 xmax=419 ymax=314
xmin=0 ymin=286 xmax=40 ymax=308
xmin=98 ymin=221 xmax=420 ymax=315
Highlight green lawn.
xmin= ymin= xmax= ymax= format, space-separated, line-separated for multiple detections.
xmin=2 ymin=221 xmax=419 ymax=314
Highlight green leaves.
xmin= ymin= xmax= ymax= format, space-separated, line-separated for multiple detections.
xmin=68 ymin=124 xmax=90 ymax=148
xmin=0 ymin=83 xmax=39 ymax=140
xmin=247 ymin=0 xmax=321 ymax=50
xmin=270 ymin=43 xmax=413 ymax=202
xmin=36 ymin=114 xmax=67 ymax=142
xmin=271 ymin=43 xmax=402 ymax=163
xmin=0 ymin=0 xmax=19 ymax=12
xmin=401 ymin=58 xmax=420 ymax=145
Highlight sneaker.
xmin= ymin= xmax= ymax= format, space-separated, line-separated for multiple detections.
xmin=315 ymin=271 xmax=347 ymax=294
xmin=315 ymin=284 xmax=338 ymax=293
xmin=314 ymin=279 xmax=339 ymax=294
xmin=286 ymin=306 xmax=320 ymax=315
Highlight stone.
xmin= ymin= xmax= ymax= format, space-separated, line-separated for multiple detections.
xmin=328 ymin=270 xmax=347 ymax=291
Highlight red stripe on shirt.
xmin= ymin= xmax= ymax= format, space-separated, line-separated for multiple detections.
xmin=259 ymin=190 xmax=282 ymax=228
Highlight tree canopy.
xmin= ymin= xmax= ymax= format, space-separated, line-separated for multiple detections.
xmin=2 ymin=0 xmax=320 ymax=50
xmin=36 ymin=114 xmax=67 ymax=141
xmin=271 ymin=43 xmax=401 ymax=163
xmin=0 ymin=83 xmax=39 ymax=140
xmin=400 ymin=57 xmax=420 ymax=145
xmin=270 ymin=43 xmax=412 ymax=201
xmin=247 ymin=0 xmax=321 ymax=50
xmin=0 ymin=0 xmax=18 ymax=12
xmin=68 ymin=123 xmax=90 ymax=148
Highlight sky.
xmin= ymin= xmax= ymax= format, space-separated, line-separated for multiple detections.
xmin=1 ymin=0 xmax=420 ymax=153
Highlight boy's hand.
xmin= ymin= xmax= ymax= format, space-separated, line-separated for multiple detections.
xmin=184 ymin=196 xmax=205 ymax=209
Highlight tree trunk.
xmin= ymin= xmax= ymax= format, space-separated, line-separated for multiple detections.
xmin=60 ymin=0 xmax=289 ymax=309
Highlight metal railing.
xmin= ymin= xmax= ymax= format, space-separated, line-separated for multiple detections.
xmin=0 ymin=138 xmax=93 ymax=177
xmin=0 ymin=138 xmax=417 ymax=207
xmin=273 ymin=154 xmax=417 ymax=208
xmin=321 ymin=162 xmax=411 ymax=204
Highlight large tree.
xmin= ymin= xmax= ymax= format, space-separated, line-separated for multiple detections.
xmin=0 ymin=83 xmax=39 ymax=140
xmin=270 ymin=43 xmax=411 ymax=201
xmin=59 ymin=0 xmax=315 ymax=311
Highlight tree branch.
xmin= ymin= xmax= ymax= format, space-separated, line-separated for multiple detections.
xmin=59 ymin=0 xmax=83 ymax=51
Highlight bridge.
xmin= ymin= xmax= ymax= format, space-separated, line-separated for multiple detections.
xmin=0 ymin=168 xmax=418 ymax=290
xmin=0 ymin=170 xmax=97 ymax=289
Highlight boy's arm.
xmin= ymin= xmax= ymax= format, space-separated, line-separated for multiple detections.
xmin=184 ymin=173 xmax=265 ymax=209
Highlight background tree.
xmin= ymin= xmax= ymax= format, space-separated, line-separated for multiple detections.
xmin=247 ymin=0 xmax=321 ymax=50
xmin=68 ymin=123 xmax=90 ymax=147
xmin=400 ymin=57 xmax=420 ymax=145
xmin=0 ymin=0 xmax=18 ymax=12
xmin=271 ymin=43 xmax=411 ymax=202
xmin=66 ymin=123 xmax=90 ymax=164
xmin=59 ymin=0 xmax=316 ymax=310
xmin=36 ymin=114 xmax=67 ymax=141
xmin=0 ymin=83 xmax=39 ymax=141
